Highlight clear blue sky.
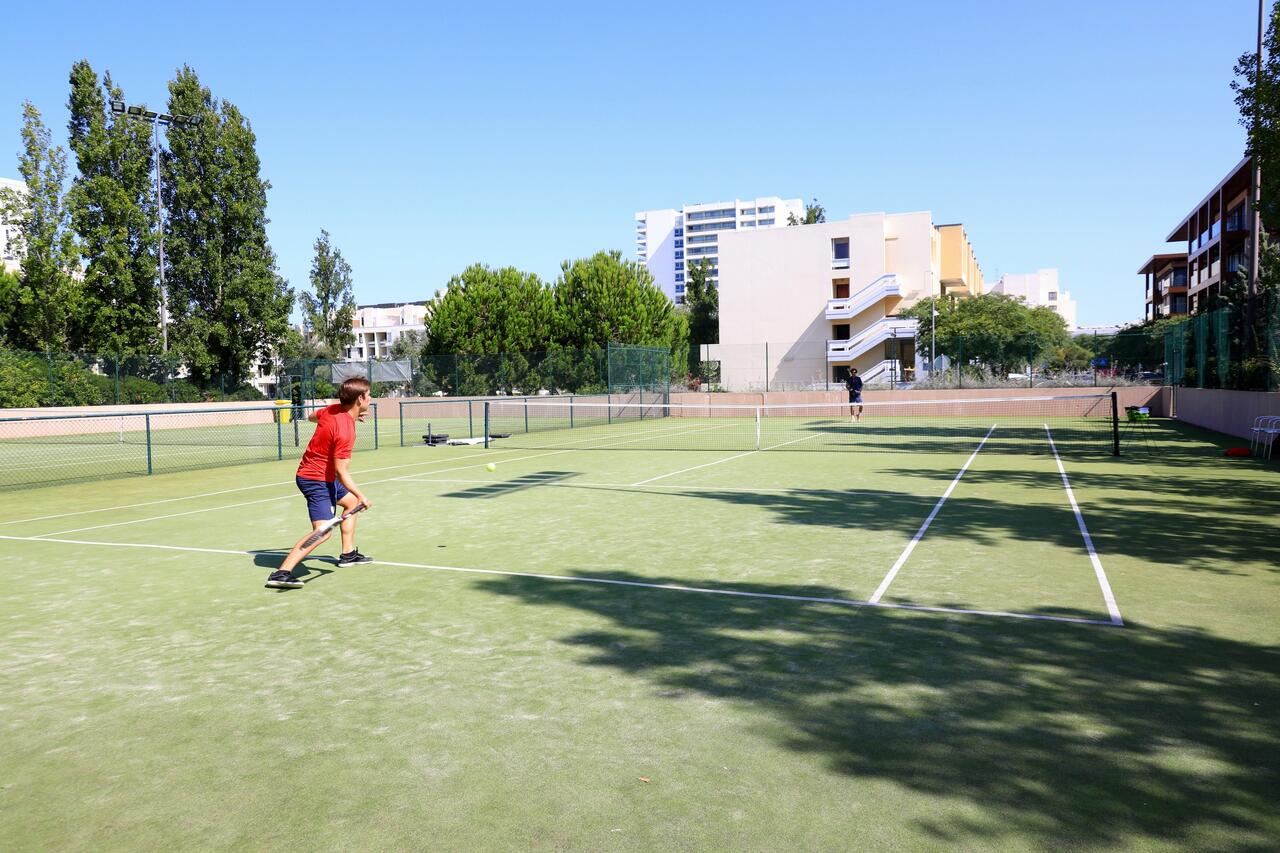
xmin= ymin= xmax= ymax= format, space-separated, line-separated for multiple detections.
xmin=0 ymin=0 xmax=1263 ymax=327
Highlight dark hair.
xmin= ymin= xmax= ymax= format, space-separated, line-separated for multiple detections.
xmin=338 ymin=377 xmax=371 ymax=406
xmin=850 ymin=368 xmax=859 ymax=374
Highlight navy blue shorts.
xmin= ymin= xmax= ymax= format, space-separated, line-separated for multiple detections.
xmin=296 ymin=476 xmax=349 ymax=522
xmin=848 ymin=391 xmax=862 ymax=404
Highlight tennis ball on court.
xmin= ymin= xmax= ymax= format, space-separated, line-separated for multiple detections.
xmin=485 ymin=462 xmax=497 ymax=472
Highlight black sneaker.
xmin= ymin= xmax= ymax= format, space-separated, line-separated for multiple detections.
xmin=265 ymin=570 xmax=304 ymax=589
xmin=337 ymin=550 xmax=374 ymax=567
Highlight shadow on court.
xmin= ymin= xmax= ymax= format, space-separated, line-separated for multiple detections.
xmin=474 ymin=569 xmax=1280 ymax=848
xmin=251 ymin=551 xmax=336 ymax=587
xmin=441 ymin=470 xmax=580 ymax=499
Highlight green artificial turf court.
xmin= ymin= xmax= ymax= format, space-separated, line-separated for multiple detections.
xmin=2 ymin=416 xmax=1278 ymax=849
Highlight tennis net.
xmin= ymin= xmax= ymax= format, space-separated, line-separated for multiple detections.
xmin=482 ymin=393 xmax=1121 ymax=455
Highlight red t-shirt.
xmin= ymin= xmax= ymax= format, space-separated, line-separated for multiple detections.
xmin=296 ymin=404 xmax=356 ymax=482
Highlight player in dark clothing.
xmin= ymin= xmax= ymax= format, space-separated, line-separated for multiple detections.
xmin=844 ymin=368 xmax=864 ymax=422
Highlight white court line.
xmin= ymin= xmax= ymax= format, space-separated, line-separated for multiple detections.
xmin=396 ymin=477 xmax=888 ymax=498
xmin=868 ymin=424 xmax=998 ymax=604
xmin=0 ymin=443 xmax=547 ymax=528
xmin=630 ymin=434 xmax=816 ymax=486
xmin=0 ymin=533 xmax=1119 ymax=627
xmin=1045 ymin=424 xmax=1124 ymax=626
xmin=38 ymin=423 xmax=725 ymax=537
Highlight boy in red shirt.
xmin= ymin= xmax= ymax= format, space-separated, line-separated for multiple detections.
xmin=265 ymin=377 xmax=375 ymax=589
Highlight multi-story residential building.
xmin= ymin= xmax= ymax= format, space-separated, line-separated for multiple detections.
xmin=988 ymin=269 xmax=1078 ymax=331
xmin=1159 ymin=156 xmax=1257 ymax=314
xmin=716 ymin=211 xmax=985 ymax=388
xmin=344 ymin=301 xmax=430 ymax=361
xmin=1137 ymin=253 xmax=1189 ymax=321
xmin=635 ymin=196 xmax=804 ymax=303
xmin=1 ymin=176 xmax=26 ymax=273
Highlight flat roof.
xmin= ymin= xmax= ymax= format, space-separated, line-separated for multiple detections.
xmin=1136 ymin=252 xmax=1188 ymax=275
xmin=1164 ymin=156 xmax=1252 ymax=243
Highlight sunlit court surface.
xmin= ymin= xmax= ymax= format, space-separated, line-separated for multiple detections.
xmin=2 ymin=406 xmax=1279 ymax=850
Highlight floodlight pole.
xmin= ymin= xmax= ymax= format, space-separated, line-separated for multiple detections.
xmin=928 ymin=269 xmax=936 ymax=370
xmin=110 ymin=100 xmax=193 ymax=353
xmin=1249 ymin=0 xmax=1264 ymax=349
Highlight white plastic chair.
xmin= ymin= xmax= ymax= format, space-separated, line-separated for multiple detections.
xmin=1253 ymin=416 xmax=1280 ymax=459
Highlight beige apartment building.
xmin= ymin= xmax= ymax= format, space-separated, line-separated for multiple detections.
xmin=715 ymin=212 xmax=984 ymax=388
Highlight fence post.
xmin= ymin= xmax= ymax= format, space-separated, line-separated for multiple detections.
xmin=468 ymin=400 xmax=474 ymax=438
xmin=145 ymin=414 xmax=153 ymax=475
xmin=372 ymin=403 xmax=379 ymax=448
xmin=570 ymin=397 xmax=574 ymax=429
xmin=524 ymin=398 xmax=529 ymax=433
xmin=399 ymin=401 xmax=404 ymax=447
xmin=825 ymin=340 xmax=830 ymax=391
xmin=765 ymin=342 xmax=769 ymax=393
xmin=115 ymin=354 xmax=122 ymax=404
xmin=277 ymin=411 xmax=283 ymax=461
xmin=958 ymin=339 xmax=963 ymax=389
xmin=483 ymin=402 xmax=491 ymax=449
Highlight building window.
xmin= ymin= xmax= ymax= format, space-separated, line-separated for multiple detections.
xmin=675 ymin=251 xmax=684 ymax=259
xmin=1047 ymin=291 xmax=1057 ymax=301
xmin=675 ymin=273 xmax=684 ymax=282
xmin=758 ymin=218 xmax=774 ymax=226
xmin=688 ymin=246 xmax=717 ymax=256
xmin=832 ymin=237 xmax=850 ymax=269
xmin=741 ymin=208 xmax=755 ymax=215
xmin=687 ymin=221 xmax=738 ymax=233
xmin=686 ymin=208 xmax=735 ymax=221
xmin=741 ymin=221 xmax=756 ymax=227
xmin=758 ymin=205 xmax=775 ymax=213
xmin=688 ymin=234 xmax=717 ymax=244
xmin=674 ymin=239 xmax=683 ymax=248
xmin=674 ymin=228 xmax=683 ymax=237
xmin=832 ymin=323 xmax=850 ymax=340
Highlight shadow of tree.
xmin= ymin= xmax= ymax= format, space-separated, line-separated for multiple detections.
xmin=475 ymin=571 xmax=1280 ymax=847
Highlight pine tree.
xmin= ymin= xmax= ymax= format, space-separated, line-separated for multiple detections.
xmin=66 ymin=60 xmax=160 ymax=355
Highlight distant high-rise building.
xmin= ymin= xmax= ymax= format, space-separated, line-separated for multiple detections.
xmin=635 ymin=196 xmax=804 ymax=303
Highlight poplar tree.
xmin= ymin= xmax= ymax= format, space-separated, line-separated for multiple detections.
xmin=162 ymin=66 xmax=293 ymax=384
xmin=299 ymin=229 xmax=357 ymax=356
xmin=66 ymin=60 xmax=160 ymax=355
xmin=0 ymin=103 xmax=81 ymax=350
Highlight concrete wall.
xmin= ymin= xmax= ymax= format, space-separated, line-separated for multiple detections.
xmin=1172 ymin=388 xmax=1280 ymax=440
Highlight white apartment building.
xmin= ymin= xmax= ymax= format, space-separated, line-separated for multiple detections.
xmin=344 ymin=301 xmax=430 ymax=361
xmin=1 ymin=176 xmax=26 ymax=273
xmin=635 ymin=196 xmax=804 ymax=303
xmin=988 ymin=269 xmax=1078 ymax=331
xmin=715 ymin=212 xmax=985 ymax=388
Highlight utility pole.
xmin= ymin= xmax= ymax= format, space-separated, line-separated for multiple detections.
xmin=110 ymin=101 xmax=195 ymax=353
xmin=1250 ymin=0 xmax=1265 ymax=354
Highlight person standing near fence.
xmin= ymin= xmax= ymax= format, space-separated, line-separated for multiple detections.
xmin=845 ymin=368 xmax=864 ymax=422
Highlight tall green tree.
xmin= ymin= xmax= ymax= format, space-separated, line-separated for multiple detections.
xmin=66 ymin=60 xmax=161 ymax=355
xmin=1232 ymin=2 xmax=1280 ymax=233
xmin=787 ymin=198 xmax=826 ymax=226
xmin=554 ymin=250 xmax=687 ymax=356
xmin=0 ymin=102 xmax=82 ymax=350
xmin=299 ymin=229 xmax=356 ymax=356
xmin=162 ymin=66 xmax=293 ymax=385
xmin=682 ymin=258 xmax=719 ymax=371
xmin=426 ymin=263 xmax=553 ymax=355
xmin=899 ymin=293 xmax=1070 ymax=374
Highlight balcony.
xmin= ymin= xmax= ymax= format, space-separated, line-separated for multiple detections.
xmin=825 ymin=274 xmax=901 ymax=320
xmin=827 ymin=318 xmax=919 ymax=362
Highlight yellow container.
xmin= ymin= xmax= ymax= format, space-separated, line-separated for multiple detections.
xmin=275 ymin=400 xmax=291 ymax=424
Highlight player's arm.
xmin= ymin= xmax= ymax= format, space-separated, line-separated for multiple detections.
xmin=308 ymin=411 xmax=321 ymax=424
xmin=333 ymin=457 xmax=371 ymax=509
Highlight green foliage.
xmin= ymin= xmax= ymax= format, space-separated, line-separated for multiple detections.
xmin=682 ymin=259 xmax=719 ymax=376
xmin=427 ymin=263 xmax=554 ymax=356
xmin=554 ymin=250 xmax=687 ymax=357
xmin=899 ymin=293 xmax=1070 ymax=374
xmin=162 ymin=66 xmax=294 ymax=387
xmin=1232 ymin=3 xmax=1280 ymax=232
xmin=299 ymin=229 xmax=356 ymax=355
xmin=787 ymin=198 xmax=826 ymax=226
xmin=0 ymin=102 xmax=82 ymax=350
xmin=66 ymin=61 xmax=160 ymax=355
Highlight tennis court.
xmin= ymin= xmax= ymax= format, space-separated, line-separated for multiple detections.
xmin=2 ymin=399 xmax=1278 ymax=849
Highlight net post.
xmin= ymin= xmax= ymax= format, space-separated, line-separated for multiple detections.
xmin=469 ymin=401 xmax=475 ymax=438
xmin=607 ymin=394 xmax=612 ymax=425
xmin=570 ymin=397 xmax=574 ymax=429
xmin=145 ymin=414 xmax=153 ymax=475
xmin=524 ymin=398 xmax=529 ymax=433
xmin=277 ymin=412 xmax=283 ymax=461
xmin=1110 ymin=391 xmax=1120 ymax=456
xmin=755 ymin=406 xmax=761 ymax=450
xmin=399 ymin=401 xmax=405 ymax=447
xmin=484 ymin=402 xmax=491 ymax=448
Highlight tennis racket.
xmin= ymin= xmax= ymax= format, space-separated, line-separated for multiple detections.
xmin=300 ymin=502 xmax=367 ymax=549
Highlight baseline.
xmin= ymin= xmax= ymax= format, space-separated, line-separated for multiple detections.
xmin=0 ymin=533 xmax=1120 ymax=627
